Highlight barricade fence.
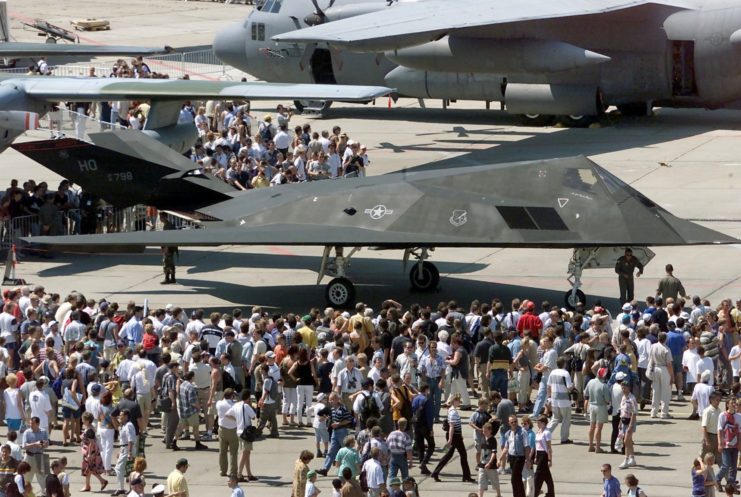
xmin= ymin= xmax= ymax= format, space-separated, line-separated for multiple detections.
xmin=1 ymin=207 xmax=197 ymax=252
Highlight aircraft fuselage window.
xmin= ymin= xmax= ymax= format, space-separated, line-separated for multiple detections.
xmin=260 ymin=0 xmax=282 ymax=13
xmin=251 ymin=23 xmax=266 ymax=41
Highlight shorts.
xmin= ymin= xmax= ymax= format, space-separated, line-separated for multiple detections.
xmin=62 ymin=406 xmax=82 ymax=419
xmin=672 ymin=355 xmax=683 ymax=373
xmin=588 ymin=404 xmax=608 ymax=425
xmin=178 ymin=413 xmax=199 ymax=430
xmin=239 ymin=438 xmax=253 ymax=451
xmin=136 ymin=392 xmax=152 ymax=413
xmin=5 ymin=418 xmax=21 ymax=431
xmin=314 ymin=426 xmax=329 ymax=445
xmin=478 ymin=467 xmax=500 ymax=491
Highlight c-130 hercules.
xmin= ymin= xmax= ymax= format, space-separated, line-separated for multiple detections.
xmin=214 ymin=0 xmax=741 ymax=125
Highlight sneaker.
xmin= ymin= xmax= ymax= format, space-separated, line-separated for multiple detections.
xmin=561 ymin=439 xmax=574 ymax=445
xmin=677 ymin=395 xmax=685 ymax=402
xmin=200 ymin=433 xmax=213 ymax=441
xmin=650 ymin=411 xmax=658 ymax=419
xmin=315 ymin=469 xmax=328 ymax=477
xmin=688 ymin=413 xmax=700 ymax=420
xmin=316 ymin=450 xmax=323 ymax=458
xmin=628 ymin=457 xmax=637 ymax=467
xmin=195 ymin=442 xmax=208 ymax=450
xmin=660 ymin=413 xmax=673 ymax=419
xmin=420 ymin=466 xmax=431 ymax=475
xmin=618 ymin=459 xmax=629 ymax=470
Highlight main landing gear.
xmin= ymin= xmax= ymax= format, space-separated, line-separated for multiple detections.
xmin=564 ymin=247 xmax=655 ymax=310
xmin=318 ymin=246 xmax=440 ymax=307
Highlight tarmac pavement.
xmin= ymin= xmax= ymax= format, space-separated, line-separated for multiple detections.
xmin=2 ymin=0 xmax=741 ymax=495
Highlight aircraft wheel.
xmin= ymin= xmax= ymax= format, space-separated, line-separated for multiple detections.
xmin=617 ymin=102 xmax=651 ymax=117
xmin=564 ymin=289 xmax=586 ymax=310
xmin=558 ymin=115 xmax=595 ymax=128
xmin=519 ymin=114 xmax=555 ymax=127
xmin=409 ymin=261 xmax=440 ymax=292
xmin=325 ymin=277 xmax=355 ymax=308
xmin=293 ymin=100 xmax=333 ymax=115
xmin=45 ymin=37 xmax=57 ymax=44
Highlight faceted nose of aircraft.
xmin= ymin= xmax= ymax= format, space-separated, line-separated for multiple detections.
xmin=213 ymin=21 xmax=248 ymax=69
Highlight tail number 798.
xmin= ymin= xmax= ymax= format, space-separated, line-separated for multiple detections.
xmin=107 ymin=172 xmax=134 ymax=182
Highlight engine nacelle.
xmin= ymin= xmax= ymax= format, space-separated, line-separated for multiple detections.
xmin=384 ymin=66 xmax=505 ymax=100
xmin=386 ymin=37 xmax=610 ymax=75
xmin=142 ymin=123 xmax=198 ymax=154
xmin=0 ymin=111 xmax=40 ymax=131
xmin=505 ymin=84 xmax=602 ymax=116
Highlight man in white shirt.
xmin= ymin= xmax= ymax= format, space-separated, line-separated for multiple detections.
xmin=362 ymin=447 xmax=386 ymax=496
xmin=28 ymin=377 xmax=53 ymax=432
xmin=336 ymin=356 xmax=363 ymax=411
xmin=695 ymin=346 xmax=715 ymax=386
xmin=225 ymin=389 xmax=257 ymax=481
xmin=691 ymin=370 xmax=715 ymax=419
xmin=683 ymin=338 xmax=701 ymax=395
xmin=546 ymin=357 xmax=574 ymax=443
xmin=216 ymin=389 xmax=238 ymax=478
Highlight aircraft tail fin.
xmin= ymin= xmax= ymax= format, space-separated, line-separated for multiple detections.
xmin=12 ymin=130 xmax=236 ymax=210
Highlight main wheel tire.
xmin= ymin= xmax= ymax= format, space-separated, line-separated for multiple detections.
xmin=409 ymin=261 xmax=440 ymax=292
xmin=519 ymin=114 xmax=555 ymax=127
xmin=564 ymin=289 xmax=587 ymax=310
xmin=558 ymin=115 xmax=595 ymax=128
xmin=325 ymin=277 xmax=355 ymax=307
xmin=293 ymin=100 xmax=333 ymax=115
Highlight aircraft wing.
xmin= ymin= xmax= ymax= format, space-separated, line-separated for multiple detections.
xmin=0 ymin=43 xmax=173 ymax=57
xmin=1 ymin=75 xmax=391 ymax=102
xmin=273 ymin=0 xmax=692 ymax=51
xmin=23 ymin=156 xmax=738 ymax=250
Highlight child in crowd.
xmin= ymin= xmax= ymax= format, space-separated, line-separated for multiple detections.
xmin=305 ymin=470 xmax=320 ymax=497
xmin=330 ymin=478 xmax=342 ymax=497
xmin=308 ymin=393 xmax=329 ymax=457
xmin=469 ymin=398 xmax=491 ymax=466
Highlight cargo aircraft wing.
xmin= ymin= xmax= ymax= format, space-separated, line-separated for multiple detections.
xmin=272 ymin=0 xmax=693 ymax=51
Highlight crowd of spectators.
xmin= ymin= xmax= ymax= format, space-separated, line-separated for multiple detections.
xmin=0 ymin=277 xmax=736 ymax=496
xmin=180 ymin=103 xmax=371 ymax=189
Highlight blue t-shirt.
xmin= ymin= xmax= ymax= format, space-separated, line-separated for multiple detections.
xmin=603 ymin=476 xmax=621 ymax=497
xmin=691 ymin=468 xmax=705 ymax=496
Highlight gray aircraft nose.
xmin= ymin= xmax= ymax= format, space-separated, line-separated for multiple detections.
xmin=213 ymin=21 xmax=248 ymax=69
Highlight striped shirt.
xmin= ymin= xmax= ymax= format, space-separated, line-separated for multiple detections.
xmin=178 ymin=381 xmax=198 ymax=418
xmin=330 ymin=404 xmax=353 ymax=427
xmin=386 ymin=430 xmax=412 ymax=454
xmin=447 ymin=406 xmax=462 ymax=435
xmin=546 ymin=368 xmax=573 ymax=408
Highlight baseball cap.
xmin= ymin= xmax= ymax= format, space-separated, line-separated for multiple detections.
xmin=598 ymin=367 xmax=608 ymax=379
xmin=91 ymin=384 xmax=102 ymax=395
xmin=152 ymin=485 xmax=166 ymax=495
xmin=526 ymin=301 xmax=535 ymax=310
xmin=307 ymin=470 xmax=317 ymax=479
xmin=594 ymin=306 xmax=605 ymax=314
xmin=48 ymin=320 xmax=58 ymax=327
xmin=615 ymin=372 xmax=627 ymax=382
xmin=316 ymin=393 xmax=327 ymax=402
xmin=389 ymin=477 xmax=401 ymax=486
xmin=302 ymin=314 xmax=312 ymax=322
xmin=622 ymin=303 xmax=632 ymax=311
xmin=701 ymin=370 xmax=712 ymax=382
xmin=176 ymin=458 xmax=189 ymax=467
xmin=265 ymin=351 xmax=275 ymax=359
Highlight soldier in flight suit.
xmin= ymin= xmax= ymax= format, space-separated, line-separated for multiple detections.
xmin=614 ymin=248 xmax=644 ymax=304
xmin=160 ymin=212 xmax=177 ymax=285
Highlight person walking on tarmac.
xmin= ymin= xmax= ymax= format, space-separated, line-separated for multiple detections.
xmin=615 ymin=248 xmax=644 ymax=304
xmin=159 ymin=212 xmax=177 ymax=285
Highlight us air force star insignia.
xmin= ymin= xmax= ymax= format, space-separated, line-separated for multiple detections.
xmin=364 ymin=205 xmax=393 ymax=220
xmin=449 ymin=210 xmax=467 ymax=227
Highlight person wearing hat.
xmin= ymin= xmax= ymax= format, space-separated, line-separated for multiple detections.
xmin=388 ymin=477 xmax=404 ymax=497
xmin=583 ymin=365 xmax=611 ymax=453
xmin=516 ymin=301 xmax=543 ymax=341
xmin=305 ymin=469 xmax=320 ymax=497
xmin=128 ymin=475 xmax=145 ymax=497
xmin=614 ymin=248 xmax=644 ymax=304
xmin=151 ymin=483 xmax=166 ymax=497
xmin=609 ymin=371 xmax=627 ymax=454
xmin=297 ymin=315 xmax=317 ymax=350
xmin=166 ymin=458 xmax=189 ymax=497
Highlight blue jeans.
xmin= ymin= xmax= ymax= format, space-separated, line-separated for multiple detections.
xmin=490 ymin=369 xmax=508 ymax=398
xmin=532 ymin=373 xmax=550 ymax=417
xmin=322 ymin=427 xmax=348 ymax=472
xmin=717 ymin=447 xmax=739 ymax=486
xmin=428 ymin=378 xmax=442 ymax=422
xmin=388 ymin=452 xmax=409 ymax=486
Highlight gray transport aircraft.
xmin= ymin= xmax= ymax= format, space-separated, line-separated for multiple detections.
xmin=214 ymin=0 xmax=741 ymax=124
xmin=13 ymin=129 xmax=738 ymax=308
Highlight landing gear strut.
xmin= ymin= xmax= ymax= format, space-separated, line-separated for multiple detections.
xmin=565 ymin=247 xmax=655 ymax=310
xmin=404 ymin=247 xmax=439 ymax=292
xmin=318 ymin=246 xmax=360 ymax=307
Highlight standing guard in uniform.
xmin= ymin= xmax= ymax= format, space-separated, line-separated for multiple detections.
xmin=614 ymin=249 xmax=644 ymax=304
xmin=160 ymin=212 xmax=177 ymax=285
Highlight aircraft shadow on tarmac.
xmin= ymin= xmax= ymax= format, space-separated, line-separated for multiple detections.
xmin=302 ymin=104 xmax=741 ymax=172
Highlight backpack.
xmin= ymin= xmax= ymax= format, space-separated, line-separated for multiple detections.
xmin=222 ymin=368 xmax=238 ymax=392
xmin=359 ymin=392 xmax=380 ymax=425
xmin=259 ymin=122 xmax=273 ymax=141
xmin=722 ymin=413 xmax=738 ymax=447
xmin=266 ymin=377 xmax=280 ymax=401
xmin=52 ymin=374 xmax=64 ymax=399
xmin=412 ymin=396 xmax=428 ymax=426
xmin=469 ymin=317 xmax=482 ymax=344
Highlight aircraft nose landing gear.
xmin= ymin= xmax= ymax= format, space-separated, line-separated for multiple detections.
xmin=318 ymin=245 xmax=360 ymax=308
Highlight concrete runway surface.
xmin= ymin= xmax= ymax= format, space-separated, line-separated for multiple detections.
xmin=2 ymin=0 xmax=740 ymax=495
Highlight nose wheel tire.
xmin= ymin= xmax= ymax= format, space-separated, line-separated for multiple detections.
xmin=409 ymin=261 xmax=440 ymax=292
xmin=325 ymin=277 xmax=355 ymax=308
xmin=564 ymin=289 xmax=586 ymax=310
xmin=519 ymin=114 xmax=555 ymax=127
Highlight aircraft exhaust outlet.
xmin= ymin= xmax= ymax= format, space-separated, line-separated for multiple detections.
xmin=505 ymin=84 xmax=601 ymax=116
xmin=0 ymin=111 xmax=39 ymax=131
xmin=386 ymin=37 xmax=610 ymax=74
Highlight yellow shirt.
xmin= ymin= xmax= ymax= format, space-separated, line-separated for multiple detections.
xmin=166 ymin=469 xmax=188 ymax=497
xmin=298 ymin=326 xmax=317 ymax=349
